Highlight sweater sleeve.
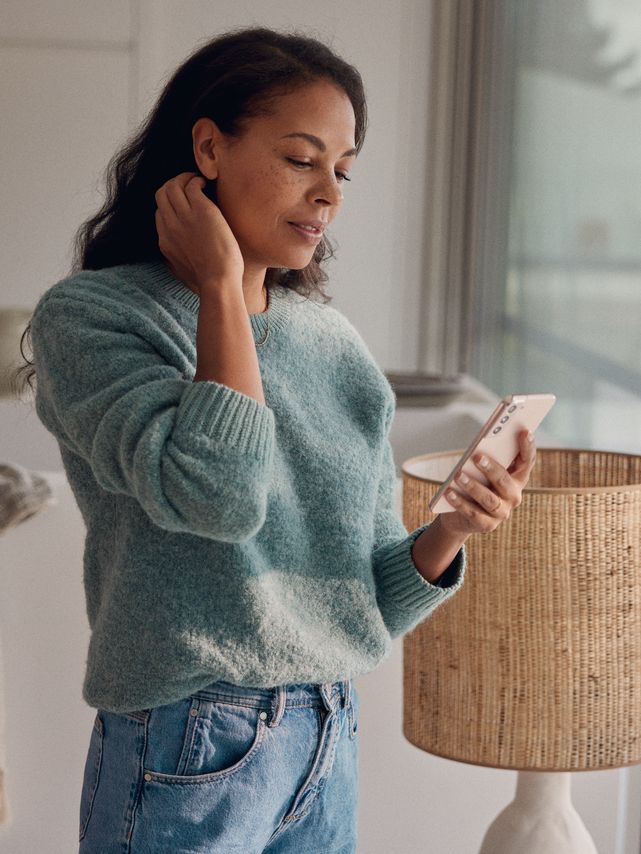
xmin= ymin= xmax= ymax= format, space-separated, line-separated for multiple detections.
xmin=30 ymin=285 xmax=274 ymax=542
xmin=371 ymin=411 xmax=466 ymax=640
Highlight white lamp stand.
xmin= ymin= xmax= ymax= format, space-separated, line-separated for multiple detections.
xmin=479 ymin=771 xmax=598 ymax=854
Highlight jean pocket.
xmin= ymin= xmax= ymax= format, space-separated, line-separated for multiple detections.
xmin=143 ymin=697 xmax=268 ymax=785
xmin=79 ymin=713 xmax=104 ymax=842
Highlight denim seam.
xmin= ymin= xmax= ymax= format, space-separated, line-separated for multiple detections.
xmin=125 ymin=710 xmax=150 ymax=852
xmin=283 ymin=703 xmax=337 ymax=822
xmin=141 ymin=719 xmax=268 ymax=784
xmin=193 ymin=695 xmax=327 ymax=711
xmin=120 ymin=709 xmax=150 ymax=723
xmin=176 ymin=700 xmax=201 ymax=775
xmin=79 ymin=713 xmax=104 ymax=843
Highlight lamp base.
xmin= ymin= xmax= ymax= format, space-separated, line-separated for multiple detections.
xmin=479 ymin=771 xmax=598 ymax=854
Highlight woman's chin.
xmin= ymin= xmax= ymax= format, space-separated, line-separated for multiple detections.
xmin=269 ymin=252 xmax=316 ymax=272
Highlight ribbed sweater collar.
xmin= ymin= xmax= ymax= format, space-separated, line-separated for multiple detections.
xmin=143 ymin=261 xmax=293 ymax=345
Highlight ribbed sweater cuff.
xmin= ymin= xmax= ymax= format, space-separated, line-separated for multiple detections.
xmin=174 ymin=381 xmax=275 ymax=462
xmin=374 ymin=523 xmax=466 ymax=616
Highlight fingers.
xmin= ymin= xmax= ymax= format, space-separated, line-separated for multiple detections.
xmin=444 ymin=430 xmax=537 ymax=537
xmin=163 ymin=181 xmax=193 ymax=217
xmin=445 ymin=488 xmax=503 ymax=533
xmin=452 ymin=470 xmax=511 ymax=520
xmin=155 ymin=172 xmax=204 ymax=216
xmin=453 ymin=430 xmax=537 ymax=509
xmin=514 ymin=430 xmax=537 ymax=479
xmin=154 ymin=174 xmax=206 ymax=259
xmin=471 ymin=454 xmax=522 ymax=506
xmin=455 ymin=471 xmax=508 ymax=514
xmin=183 ymin=173 xmax=208 ymax=208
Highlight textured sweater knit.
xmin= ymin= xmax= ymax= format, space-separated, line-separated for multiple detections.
xmin=30 ymin=262 xmax=466 ymax=713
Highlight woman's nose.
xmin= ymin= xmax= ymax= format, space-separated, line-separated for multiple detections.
xmin=309 ymin=174 xmax=344 ymax=206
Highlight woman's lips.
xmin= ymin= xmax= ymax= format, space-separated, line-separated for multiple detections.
xmin=288 ymin=222 xmax=324 ymax=243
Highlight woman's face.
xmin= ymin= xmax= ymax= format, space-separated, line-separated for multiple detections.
xmin=195 ymin=79 xmax=357 ymax=276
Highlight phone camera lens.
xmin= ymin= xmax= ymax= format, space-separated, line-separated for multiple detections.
xmin=508 ymin=405 xmax=517 ymax=413
xmin=493 ymin=426 xmax=502 ymax=434
xmin=500 ymin=416 xmax=509 ymax=424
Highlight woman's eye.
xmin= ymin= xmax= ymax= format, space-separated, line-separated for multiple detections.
xmin=286 ymin=158 xmax=351 ymax=183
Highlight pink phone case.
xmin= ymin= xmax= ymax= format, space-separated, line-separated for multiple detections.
xmin=428 ymin=393 xmax=556 ymax=514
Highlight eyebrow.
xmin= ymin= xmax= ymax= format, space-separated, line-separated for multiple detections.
xmin=280 ymin=132 xmax=357 ymax=158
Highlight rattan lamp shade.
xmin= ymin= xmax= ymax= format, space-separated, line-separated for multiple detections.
xmin=402 ymin=447 xmax=641 ymax=772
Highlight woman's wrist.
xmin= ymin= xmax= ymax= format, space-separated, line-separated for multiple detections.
xmin=197 ymin=275 xmax=244 ymax=301
xmin=410 ymin=516 xmax=468 ymax=584
xmin=192 ymin=283 xmax=265 ymax=404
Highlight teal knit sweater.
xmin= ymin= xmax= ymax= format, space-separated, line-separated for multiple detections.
xmin=30 ymin=262 xmax=465 ymax=713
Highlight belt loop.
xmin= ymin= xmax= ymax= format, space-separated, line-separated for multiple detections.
xmin=343 ymin=679 xmax=352 ymax=710
xmin=269 ymin=684 xmax=286 ymax=727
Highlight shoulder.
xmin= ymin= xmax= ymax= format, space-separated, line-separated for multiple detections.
xmin=31 ymin=264 xmax=185 ymax=346
xmin=33 ymin=264 xmax=164 ymax=306
xmin=34 ymin=264 xmax=155 ymax=317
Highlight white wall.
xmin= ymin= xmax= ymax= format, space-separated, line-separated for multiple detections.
xmin=1 ymin=1 xmax=639 ymax=852
xmin=1 ymin=0 xmax=134 ymax=472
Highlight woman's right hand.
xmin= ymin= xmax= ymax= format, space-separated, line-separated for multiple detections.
xmin=154 ymin=172 xmax=245 ymax=296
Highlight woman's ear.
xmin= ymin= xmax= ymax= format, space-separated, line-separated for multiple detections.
xmin=192 ymin=117 xmax=222 ymax=180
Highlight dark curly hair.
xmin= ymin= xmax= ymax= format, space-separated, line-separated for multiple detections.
xmin=13 ymin=25 xmax=367 ymax=396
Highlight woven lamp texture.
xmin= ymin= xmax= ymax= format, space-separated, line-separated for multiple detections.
xmin=402 ymin=448 xmax=641 ymax=772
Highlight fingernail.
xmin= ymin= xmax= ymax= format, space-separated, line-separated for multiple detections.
xmin=458 ymin=472 xmax=470 ymax=485
xmin=478 ymin=456 xmax=489 ymax=468
xmin=448 ymin=490 xmax=460 ymax=502
xmin=527 ymin=432 xmax=534 ymax=442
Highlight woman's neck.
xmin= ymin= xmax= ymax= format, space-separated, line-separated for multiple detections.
xmin=242 ymin=264 xmax=269 ymax=314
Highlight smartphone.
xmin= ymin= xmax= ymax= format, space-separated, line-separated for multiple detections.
xmin=428 ymin=393 xmax=556 ymax=513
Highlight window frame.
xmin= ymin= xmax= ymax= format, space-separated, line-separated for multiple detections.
xmin=420 ymin=0 xmax=517 ymax=379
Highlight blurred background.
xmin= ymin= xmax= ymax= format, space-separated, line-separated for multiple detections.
xmin=471 ymin=0 xmax=641 ymax=453
xmin=1 ymin=1 xmax=640 ymax=852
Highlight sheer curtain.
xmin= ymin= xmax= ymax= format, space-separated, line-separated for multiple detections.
xmin=470 ymin=0 xmax=641 ymax=452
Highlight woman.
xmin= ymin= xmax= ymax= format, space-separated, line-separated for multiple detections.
xmin=17 ymin=26 xmax=536 ymax=853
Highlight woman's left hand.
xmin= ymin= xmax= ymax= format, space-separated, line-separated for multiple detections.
xmin=438 ymin=430 xmax=537 ymax=538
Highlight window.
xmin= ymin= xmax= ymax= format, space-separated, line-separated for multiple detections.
xmin=459 ymin=0 xmax=641 ymax=452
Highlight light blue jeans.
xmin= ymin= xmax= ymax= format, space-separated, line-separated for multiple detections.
xmin=78 ymin=679 xmax=359 ymax=853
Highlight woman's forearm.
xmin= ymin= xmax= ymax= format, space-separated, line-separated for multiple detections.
xmin=410 ymin=516 xmax=468 ymax=584
xmin=193 ymin=284 xmax=266 ymax=406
